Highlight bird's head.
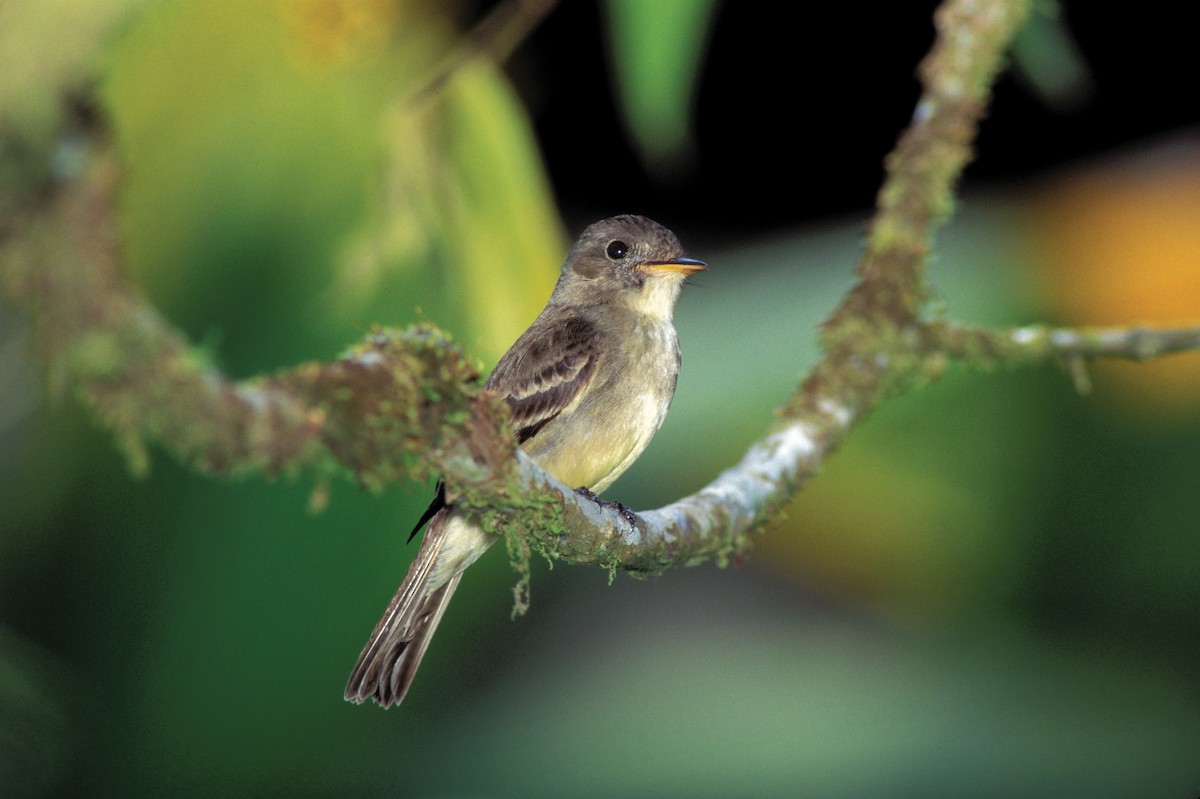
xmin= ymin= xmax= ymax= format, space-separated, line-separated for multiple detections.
xmin=557 ymin=214 xmax=706 ymax=320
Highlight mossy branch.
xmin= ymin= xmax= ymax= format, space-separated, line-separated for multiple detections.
xmin=1 ymin=149 xmax=518 ymax=506
xmin=3 ymin=0 xmax=1199 ymax=583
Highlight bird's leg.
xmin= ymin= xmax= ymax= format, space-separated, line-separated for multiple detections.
xmin=574 ymin=487 xmax=641 ymax=528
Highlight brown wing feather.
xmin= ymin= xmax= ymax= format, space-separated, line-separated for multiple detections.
xmin=486 ymin=315 xmax=600 ymax=444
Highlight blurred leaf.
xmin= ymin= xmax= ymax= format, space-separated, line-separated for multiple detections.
xmin=355 ymin=58 xmax=566 ymax=361
xmin=102 ymin=0 xmax=563 ymax=371
xmin=603 ymin=0 xmax=718 ymax=174
xmin=1010 ymin=2 xmax=1093 ymax=112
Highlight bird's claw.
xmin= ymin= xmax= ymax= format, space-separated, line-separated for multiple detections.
xmin=574 ymin=487 xmax=640 ymax=528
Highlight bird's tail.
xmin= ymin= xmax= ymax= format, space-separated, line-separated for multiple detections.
xmin=344 ymin=513 xmax=461 ymax=708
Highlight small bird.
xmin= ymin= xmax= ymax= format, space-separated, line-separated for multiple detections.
xmin=345 ymin=214 xmax=705 ymax=707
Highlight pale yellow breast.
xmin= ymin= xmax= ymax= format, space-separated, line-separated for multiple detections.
xmin=529 ymin=388 xmax=667 ymax=492
xmin=522 ymin=318 xmax=678 ymax=494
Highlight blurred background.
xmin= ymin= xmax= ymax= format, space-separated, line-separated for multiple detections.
xmin=2 ymin=1 xmax=1199 ymax=796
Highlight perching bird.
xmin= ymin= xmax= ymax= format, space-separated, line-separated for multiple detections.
xmin=345 ymin=214 xmax=705 ymax=707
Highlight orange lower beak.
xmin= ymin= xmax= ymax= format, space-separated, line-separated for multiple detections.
xmin=639 ymin=257 xmax=707 ymax=276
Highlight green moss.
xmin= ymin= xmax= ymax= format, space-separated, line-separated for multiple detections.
xmin=504 ymin=526 xmax=532 ymax=618
xmin=71 ymin=330 xmax=124 ymax=377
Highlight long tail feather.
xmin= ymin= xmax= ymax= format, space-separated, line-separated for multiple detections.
xmin=345 ymin=512 xmax=460 ymax=708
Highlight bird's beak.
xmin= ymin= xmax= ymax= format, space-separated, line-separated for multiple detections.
xmin=638 ymin=257 xmax=707 ymax=276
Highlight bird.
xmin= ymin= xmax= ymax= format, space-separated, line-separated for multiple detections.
xmin=344 ymin=214 xmax=705 ymax=707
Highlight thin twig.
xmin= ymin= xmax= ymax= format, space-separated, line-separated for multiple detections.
xmin=411 ymin=0 xmax=559 ymax=104
xmin=934 ymin=321 xmax=1200 ymax=364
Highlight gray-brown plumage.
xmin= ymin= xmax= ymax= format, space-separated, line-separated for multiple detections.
xmin=345 ymin=215 xmax=705 ymax=707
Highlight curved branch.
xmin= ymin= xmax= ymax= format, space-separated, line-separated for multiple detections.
xmin=2 ymin=147 xmax=516 ymax=492
xmin=5 ymin=0 xmax=1197 ymax=584
xmin=2 ymin=152 xmax=318 ymax=476
xmin=513 ymin=418 xmax=837 ymax=573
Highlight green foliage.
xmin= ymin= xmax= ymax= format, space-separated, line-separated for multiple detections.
xmin=100 ymin=0 xmax=562 ymax=371
xmin=603 ymin=0 xmax=717 ymax=173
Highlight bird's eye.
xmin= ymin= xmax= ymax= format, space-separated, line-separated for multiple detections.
xmin=606 ymin=240 xmax=629 ymax=260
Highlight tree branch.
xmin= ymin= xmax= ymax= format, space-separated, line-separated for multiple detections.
xmin=1 ymin=146 xmax=517 ymax=495
xmin=3 ymin=0 xmax=1198 ymax=585
xmin=3 ymin=151 xmax=318 ymax=476
xmin=939 ymin=322 xmax=1200 ymax=364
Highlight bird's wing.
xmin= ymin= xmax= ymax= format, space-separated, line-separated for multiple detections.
xmin=486 ymin=315 xmax=600 ymax=444
xmin=406 ymin=316 xmax=599 ymax=542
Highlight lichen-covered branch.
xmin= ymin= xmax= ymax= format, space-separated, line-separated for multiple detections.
xmin=3 ymin=0 xmax=1198 ymax=584
xmin=1 ymin=146 xmax=517 ymax=500
xmin=3 ymin=150 xmax=318 ymax=476
xmin=788 ymin=0 xmax=1032 ymax=425
xmin=526 ymin=318 xmax=1200 ymax=572
xmin=936 ymin=322 xmax=1200 ymax=365
xmin=930 ymin=321 xmax=1200 ymax=394
xmin=514 ymin=419 xmax=832 ymax=573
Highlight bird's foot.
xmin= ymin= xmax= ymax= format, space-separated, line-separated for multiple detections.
xmin=574 ymin=487 xmax=640 ymax=528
